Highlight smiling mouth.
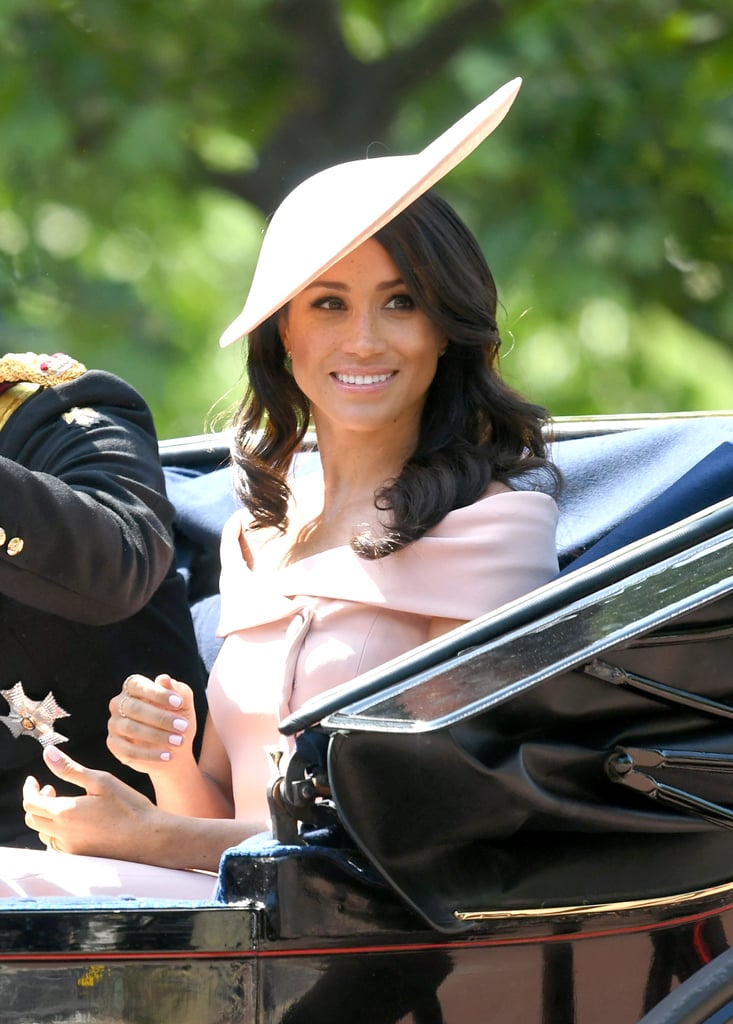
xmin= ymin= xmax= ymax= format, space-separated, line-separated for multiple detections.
xmin=333 ymin=372 xmax=395 ymax=385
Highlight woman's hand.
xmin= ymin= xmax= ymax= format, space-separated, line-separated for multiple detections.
xmin=24 ymin=745 xmax=266 ymax=873
xmin=23 ymin=746 xmax=160 ymax=861
xmin=108 ymin=673 xmax=196 ymax=776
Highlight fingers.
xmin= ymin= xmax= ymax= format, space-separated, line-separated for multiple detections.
xmin=22 ymin=775 xmax=59 ymax=838
xmin=21 ymin=771 xmax=66 ymax=848
xmin=23 ymin=756 xmax=155 ymax=860
xmin=23 ymin=766 xmax=74 ymax=847
xmin=42 ymin=745 xmax=106 ymax=793
xmin=108 ymin=673 xmax=196 ymax=770
xmin=113 ymin=674 xmax=193 ymax=722
xmin=22 ymin=775 xmax=41 ymax=803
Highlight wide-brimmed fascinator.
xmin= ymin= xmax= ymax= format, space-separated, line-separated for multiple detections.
xmin=219 ymin=77 xmax=522 ymax=348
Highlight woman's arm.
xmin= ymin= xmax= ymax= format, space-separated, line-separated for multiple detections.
xmin=22 ymin=670 xmax=282 ymax=871
xmin=152 ymin=703 xmax=284 ymax=836
xmin=22 ymin=751 xmax=267 ymax=872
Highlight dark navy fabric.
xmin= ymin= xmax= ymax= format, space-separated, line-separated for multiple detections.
xmin=163 ymin=465 xmax=239 ymax=602
xmin=550 ymin=418 xmax=733 ymax=559
xmin=561 ymin=441 xmax=733 ymax=572
xmin=190 ymin=593 xmax=223 ymax=674
xmin=215 ymin=828 xmax=384 ymax=904
xmin=164 ymin=465 xmax=238 ymax=671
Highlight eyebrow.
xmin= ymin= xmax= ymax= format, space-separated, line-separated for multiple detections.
xmin=304 ymin=277 xmax=405 ymax=292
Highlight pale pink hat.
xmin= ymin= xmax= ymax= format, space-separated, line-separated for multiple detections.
xmin=219 ymin=77 xmax=522 ymax=348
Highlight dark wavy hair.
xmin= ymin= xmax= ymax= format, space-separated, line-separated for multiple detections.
xmin=231 ymin=189 xmax=559 ymax=559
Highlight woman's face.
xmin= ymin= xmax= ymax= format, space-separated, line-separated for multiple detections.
xmin=279 ymin=238 xmax=446 ymax=447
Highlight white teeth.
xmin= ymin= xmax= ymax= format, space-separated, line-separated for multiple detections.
xmin=335 ymin=372 xmax=392 ymax=385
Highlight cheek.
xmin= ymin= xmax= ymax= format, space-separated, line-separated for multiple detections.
xmin=288 ymin=347 xmax=321 ymax=399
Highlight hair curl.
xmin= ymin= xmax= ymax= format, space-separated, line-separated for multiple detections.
xmin=231 ymin=190 xmax=560 ymax=558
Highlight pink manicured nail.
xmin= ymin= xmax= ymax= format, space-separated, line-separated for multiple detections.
xmin=46 ymin=746 xmax=62 ymax=763
xmin=168 ymin=734 xmax=183 ymax=747
xmin=160 ymin=751 xmax=171 ymax=761
xmin=172 ymin=718 xmax=188 ymax=732
xmin=168 ymin=694 xmax=183 ymax=709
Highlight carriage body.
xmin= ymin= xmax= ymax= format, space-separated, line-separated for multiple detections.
xmin=2 ymin=868 xmax=733 ymax=1023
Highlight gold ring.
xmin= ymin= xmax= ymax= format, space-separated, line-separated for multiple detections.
xmin=118 ymin=694 xmax=128 ymax=719
xmin=49 ymin=837 xmax=60 ymax=853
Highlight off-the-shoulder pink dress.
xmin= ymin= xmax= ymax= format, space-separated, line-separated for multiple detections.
xmin=0 ymin=489 xmax=558 ymax=899
xmin=210 ymin=490 xmax=559 ymax=815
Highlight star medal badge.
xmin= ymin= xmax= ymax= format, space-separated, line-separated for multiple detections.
xmin=0 ymin=682 xmax=70 ymax=747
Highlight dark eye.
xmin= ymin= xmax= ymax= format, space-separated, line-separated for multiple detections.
xmin=385 ymin=293 xmax=415 ymax=310
xmin=313 ymin=295 xmax=345 ymax=310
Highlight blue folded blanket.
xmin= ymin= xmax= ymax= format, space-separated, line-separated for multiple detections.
xmin=550 ymin=417 xmax=733 ymax=560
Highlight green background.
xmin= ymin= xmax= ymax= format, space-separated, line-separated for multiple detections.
xmin=2 ymin=0 xmax=731 ymax=439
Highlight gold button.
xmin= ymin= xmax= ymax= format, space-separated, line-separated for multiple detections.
xmin=0 ymin=528 xmax=5 ymax=546
xmin=7 ymin=537 xmax=24 ymax=556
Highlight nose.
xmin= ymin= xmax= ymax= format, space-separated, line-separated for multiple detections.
xmin=342 ymin=308 xmax=387 ymax=358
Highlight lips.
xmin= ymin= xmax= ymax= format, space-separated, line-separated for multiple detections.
xmin=333 ymin=372 xmax=395 ymax=385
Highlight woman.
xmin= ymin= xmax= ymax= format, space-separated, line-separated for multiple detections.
xmin=11 ymin=79 xmax=560 ymax=897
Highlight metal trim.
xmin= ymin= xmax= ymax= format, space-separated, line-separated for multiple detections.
xmin=454 ymin=877 xmax=733 ymax=922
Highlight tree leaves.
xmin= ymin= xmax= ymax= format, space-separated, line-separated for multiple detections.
xmin=1 ymin=0 xmax=731 ymax=435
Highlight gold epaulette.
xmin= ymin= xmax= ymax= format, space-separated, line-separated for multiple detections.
xmin=0 ymin=351 xmax=87 ymax=387
xmin=0 ymin=382 xmax=42 ymax=431
xmin=0 ymin=352 xmax=88 ymax=431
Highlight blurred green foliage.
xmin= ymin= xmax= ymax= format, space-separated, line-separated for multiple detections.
xmin=1 ymin=0 xmax=731 ymax=438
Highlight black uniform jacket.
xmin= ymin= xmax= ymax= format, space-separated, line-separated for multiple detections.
xmin=0 ymin=369 xmax=206 ymax=845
